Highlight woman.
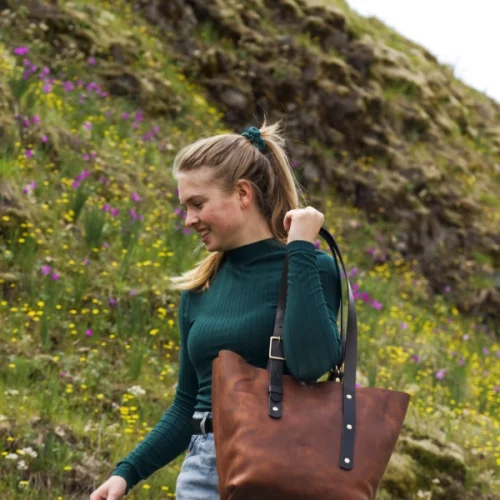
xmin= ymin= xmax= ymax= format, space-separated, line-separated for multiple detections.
xmin=89 ymin=120 xmax=342 ymax=499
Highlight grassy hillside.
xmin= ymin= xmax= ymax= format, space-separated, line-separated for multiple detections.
xmin=0 ymin=0 xmax=499 ymax=498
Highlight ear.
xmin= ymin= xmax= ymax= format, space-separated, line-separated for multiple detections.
xmin=235 ymin=179 xmax=253 ymax=208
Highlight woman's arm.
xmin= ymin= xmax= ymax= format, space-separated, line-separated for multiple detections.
xmin=110 ymin=291 xmax=198 ymax=494
xmin=283 ymin=240 xmax=342 ymax=382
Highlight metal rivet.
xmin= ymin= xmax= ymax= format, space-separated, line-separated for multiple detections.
xmin=346 ymin=424 xmax=352 ymax=430
xmin=273 ymin=406 xmax=279 ymax=411
xmin=346 ymin=394 xmax=352 ymax=399
xmin=344 ymin=458 xmax=350 ymax=464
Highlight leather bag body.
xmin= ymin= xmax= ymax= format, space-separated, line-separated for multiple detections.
xmin=212 ymin=228 xmax=411 ymax=500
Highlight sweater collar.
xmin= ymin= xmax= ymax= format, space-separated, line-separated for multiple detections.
xmin=224 ymin=237 xmax=285 ymax=265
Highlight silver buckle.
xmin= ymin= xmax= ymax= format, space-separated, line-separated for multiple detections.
xmin=269 ymin=336 xmax=285 ymax=361
xmin=200 ymin=413 xmax=208 ymax=437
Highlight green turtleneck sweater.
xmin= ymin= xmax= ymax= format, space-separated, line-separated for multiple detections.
xmin=111 ymin=238 xmax=342 ymax=493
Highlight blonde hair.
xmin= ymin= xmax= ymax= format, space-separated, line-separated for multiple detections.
xmin=169 ymin=119 xmax=306 ymax=292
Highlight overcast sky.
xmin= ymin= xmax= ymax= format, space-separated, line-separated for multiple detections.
xmin=346 ymin=0 xmax=500 ymax=103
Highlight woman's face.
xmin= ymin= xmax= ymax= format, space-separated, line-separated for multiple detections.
xmin=177 ymin=167 xmax=246 ymax=252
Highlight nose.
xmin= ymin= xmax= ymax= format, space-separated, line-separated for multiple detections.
xmin=184 ymin=210 xmax=199 ymax=228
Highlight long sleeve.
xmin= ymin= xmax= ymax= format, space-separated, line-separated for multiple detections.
xmin=110 ymin=290 xmax=198 ymax=494
xmin=283 ymin=240 xmax=342 ymax=382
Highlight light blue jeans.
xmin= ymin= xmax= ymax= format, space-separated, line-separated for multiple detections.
xmin=175 ymin=411 xmax=219 ymax=499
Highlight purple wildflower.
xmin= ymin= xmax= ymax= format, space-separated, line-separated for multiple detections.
xmin=14 ymin=47 xmax=29 ymax=55
xmin=25 ymin=149 xmax=33 ymax=158
xmin=411 ymin=355 xmax=420 ymax=363
xmin=458 ymin=357 xmax=465 ymax=366
xmin=51 ymin=272 xmax=60 ymax=281
xmin=75 ymin=170 xmax=90 ymax=182
xmin=22 ymin=181 xmax=37 ymax=195
xmin=72 ymin=181 xmax=80 ymax=189
xmin=348 ymin=267 xmax=358 ymax=277
xmin=41 ymin=135 xmax=48 ymax=143
xmin=41 ymin=265 xmax=51 ymax=275
xmin=43 ymin=83 xmax=52 ymax=93
xmin=61 ymin=371 xmax=67 ymax=377
xmin=361 ymin=292 xmax=370 ymax=303
xmin=371 ymin=300 xmax=383 ymax=310
xmin=84 ymin=121 xmax=92 ymax=130
xmin=183 ymin=228 xmax=191 ymax=235
xmin=88 ymin=56 xmax=96 ymax=65
xmin=130 ymin=290 xmax=137 ymax=296
xmin=314 ymin=240 xmax=320 ymax=249
xmin=102 ymin=204 xmax=111 ymax=212
xmin=110 ymin=208 xmax=119 ymax=217
xmin=131 ymin=192 xmax=141 ymax=202
xmin=462 ymin=334 xmax=469 ymax=341
xmin=401 ymin=322 xmax=408 ymax=330
xmin=435 ymin=369 xmax=446 ymax=380
xmin=109 ymin=297 xmax=117 ymax=306
xmin=86 ymin=329 xmax=93 ymax=337
xmin=122 ymin=112 xmax=129 ymax=119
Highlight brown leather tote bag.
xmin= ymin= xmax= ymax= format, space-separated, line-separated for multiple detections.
xmin=212 ymin=228 xmax=411 ymax=500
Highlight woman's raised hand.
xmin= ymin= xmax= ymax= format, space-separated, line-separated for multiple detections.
xmin=284 ymin=206 xmax=324 ymax=244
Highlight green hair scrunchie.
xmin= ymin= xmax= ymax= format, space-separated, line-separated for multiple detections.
xmin=241 ymin=126 xmax=267 ymax=153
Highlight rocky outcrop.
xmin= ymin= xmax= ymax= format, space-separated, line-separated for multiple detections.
xmin=125 ymin=0 xmax=500 ymax=332
xmin=381 ymin=430 xmax=497 ymax=500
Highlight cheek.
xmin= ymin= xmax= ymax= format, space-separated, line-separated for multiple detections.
xmin=212 ymin=200 xmax=241 ymax=229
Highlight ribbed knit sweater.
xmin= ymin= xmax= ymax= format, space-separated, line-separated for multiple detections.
xmin=111 ymin=238 xmax=342 ymax=493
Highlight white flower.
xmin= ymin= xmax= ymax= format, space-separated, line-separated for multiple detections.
xmin=17 ymin=460 xmax=28 ymax=470
xmin=4 ymin=390 xmax=19 ymax=396
xmin=127 ymin=385 xmax=146 ymax=397
xmin=5 ymin=453 xmax=18 ymax=460
xmin=21 ymin=447 xmax=37 ymax=458
xmin=0 ymin=415 xmax=7 ymax=422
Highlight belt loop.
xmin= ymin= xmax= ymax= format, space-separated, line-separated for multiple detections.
xmin=200 ymin=412 xmax=208 ymax=439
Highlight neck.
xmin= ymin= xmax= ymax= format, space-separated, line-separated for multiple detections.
xmin=230 ymin=227 xmax=275 ymax=249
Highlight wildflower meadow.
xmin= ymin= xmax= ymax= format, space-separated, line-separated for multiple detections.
xmin=0 ymin=1 xmax=499 ymax=498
